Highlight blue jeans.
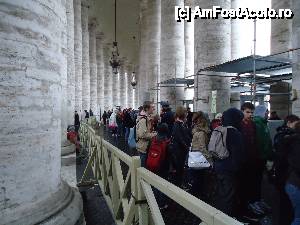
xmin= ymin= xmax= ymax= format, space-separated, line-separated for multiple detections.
xmin=139 ymin=152 xmax=147 ymax=168
xmin=125 ymin=127 xmax=130 ymax=140
xmin=286 ymin=183 xmax=300 ymax=225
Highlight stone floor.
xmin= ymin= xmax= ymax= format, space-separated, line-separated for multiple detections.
xmin=77 ymin=126 xmax=277 ymax=225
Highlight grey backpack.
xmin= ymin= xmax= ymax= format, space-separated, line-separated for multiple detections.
xmin=208 ymin=126 xmax=236 ymax=159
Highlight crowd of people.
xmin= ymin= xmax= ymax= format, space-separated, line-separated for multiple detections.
xmin=75 ymin=101 xmax=300 ymax=224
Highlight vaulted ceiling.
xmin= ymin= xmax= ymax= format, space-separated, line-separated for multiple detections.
xmin=89 ymin=0 xmax=140 ymax=68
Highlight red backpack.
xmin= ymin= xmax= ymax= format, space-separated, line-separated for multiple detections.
xmin=146 ymin=137 xmax=170 ymax=173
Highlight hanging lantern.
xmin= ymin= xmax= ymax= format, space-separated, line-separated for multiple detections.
xmin=109 ymin=0 xmax=121 ymax=75
xmin=131 ymin=71 xmax=137 ymax=89
xmin=109 ymin=42 xmax=121 ymax=74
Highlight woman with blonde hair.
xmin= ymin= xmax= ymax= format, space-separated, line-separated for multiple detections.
xmin=191 ymin=111 xmax=211 ymax=162
xmin=189 ymin=111 xmax=212 ymax=199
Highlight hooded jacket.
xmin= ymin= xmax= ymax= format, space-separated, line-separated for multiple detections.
xmin=253 ymin=116 xmax=273 ymax=160
xmin=136 ymin=111 xmax=156 ymax=153
xmin=214 ymin=108 xmax=245 ymax=174
xmin=274 ymin=126 xmax=296 ymax=186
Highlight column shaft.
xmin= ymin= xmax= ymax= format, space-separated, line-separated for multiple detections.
xmin=89 ymin=21 xmax=97 ymax=114
xmin=113 ymin=72 xmax=119 ymax=106
xmin=271 ymin=0 xmax=292 ymax=118
xmin=230 ymin=92 xmax=241 ymax=109
xmin=96 ymin=36 xmax=104 ymax=114
xmin=138 ymin=0 xmax=149 ymax=103
xmin=184 ymin=0 xmax=194 ymax=104
xmin=160 ymin=0 xmax=185 ymax=109
xmin=119 ymin=66 xmax=126 ymax=108
xmin=126 ymin=65 xmax=133 ymax=108
xmin=74 ymin=0 xmax=83 ymax=113
xmin=81 ymin=1 xmax=90 ymax=111
xmin=103 ymin=45 xmax=113 ymax=110
xmin=194 ymin=0 xmax=231 ymax=117
xmin=0 ymin=0 xmax=83 ymax=223
xmin=292 ymin=0 xmax=300 ymax=116
xmin=67 ymin=0 xmax=75 ymax=125
xmin=145 ymin=0 xmax=161 ymax=104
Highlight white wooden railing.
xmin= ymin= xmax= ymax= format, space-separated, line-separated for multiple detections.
xmin=78 ymin=120 xmax=243 ymax=225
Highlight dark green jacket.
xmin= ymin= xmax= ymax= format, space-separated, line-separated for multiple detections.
xmin=253 ymin=116 xmax=273 ymax=160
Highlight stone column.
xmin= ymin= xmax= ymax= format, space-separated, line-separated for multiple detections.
xmin=230 ymin=92 xmax=241 ymax=109
xmin=89 ymin=20 xmax=97 ymax=115
xmin=160 ymin=0 xmax=185 ymax=109
xmin=67 ymin=0 xmax=75 ymax=125
xmin=231 ymin=0 xmax=252 ymax=59
xmin=81 ymin=0 xmax=90 ymax=112
xmin=145 ymin=0 xmax=161 ymax=104
xmin=103 ymin=44 xmax=113 ymax=110
xmin=194 ymin=0 xmax=231 ymax=117
xmin=74 ymin=0 xmax=83 ymax=114
xmin=271 ymin=0 xmax=292 ymax=54
xmin=112 ymin=71 xmax=119 ymax=107
xmin=126 ymin=65 xmax=134 ymax=108
xmin=119 ymin=65 xmax=126 ymax=107
xmin=184 ymin=0 xmax=194 ymax=103
xmin=271 ymin=0 xmax=292 ymax=118
xmin=0 ymin=0 xmax=84 ymax=224
xmin=184 ymin=0 xmax=194 ymax=78
xmin=270 ymin=82 xmax=291 ymax=118
xmin=62 ymin=0 xmax=75 ymax=156
xmin=292 ymin=0 xmax=300 ymax=116
xmin=124 ymin=69 xmax=129 ymax=107
xmin=96 ymin=35 xmax=104 ymax=115
xmin=138 ymin=0 xmax=149 ymax=103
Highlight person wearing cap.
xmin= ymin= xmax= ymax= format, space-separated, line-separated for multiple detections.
xmin=210 ymin=112 xmax=222 ymax=130
xmin=160 ymin=101 xmax=174 ymax=138
xmin=253 ymin=105 xmax=273 ymax=162
xmin=252 ymin=105 xmax=273 ymax=204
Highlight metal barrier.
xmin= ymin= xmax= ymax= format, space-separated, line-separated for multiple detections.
xmin=78 ymin=122 xmax=243 ymax=225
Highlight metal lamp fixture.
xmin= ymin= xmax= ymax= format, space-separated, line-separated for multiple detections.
xmin=131 ymin=71 xmax=137 ymax=89
xmin=109 ymin=0 xmax=121 ymax=74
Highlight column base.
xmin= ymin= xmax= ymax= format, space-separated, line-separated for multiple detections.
xmin=2 ymin=181 xmax=85 ymax=225
xmin=61 ymin=141 xmax=76 ymax=156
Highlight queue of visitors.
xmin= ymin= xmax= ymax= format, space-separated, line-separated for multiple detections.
xmin=75 ymin=102 xmax=300 ymax=224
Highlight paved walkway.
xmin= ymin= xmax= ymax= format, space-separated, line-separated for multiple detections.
xmin=77 ymin=126 xmax=276 ymax=225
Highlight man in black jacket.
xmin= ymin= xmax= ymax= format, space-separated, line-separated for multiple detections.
xmin=284 ymin=121 xmax=300 ymax=225
xmin=274 ymin=115 xmax=300 ymax=225
xmin=74 ymin=111 xmax=80 ymax=132
xmin=213 ymin=108 xmax=245 ymax=217
xmin=160 ymin=101 xmax=174 ymax=138
xmin=170 ymin=106 xmax=192 ymax=187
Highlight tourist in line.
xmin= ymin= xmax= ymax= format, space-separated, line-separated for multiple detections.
xmin=190 ymin=111 xmax=211 ymax=199
xmin=108 ymin=109 xmax=118 ymax=136
xmin=238 ymin=102 xmax=260 ymax=218
xmin=269 ymin=111 xmax=281 ymax=120
xmin=84 ymin=109 xmax=89 ymax=119
xmin=169 ymin=106 xmax=192 ymax=187
xmin=213 ymin=108 xmax=245 ymax=216
xmin=74 ymin=111 xmax=80 ymax=133
xmin=102 ymin=111 xmax=108 ymax=125
xmin=210 ymin=112 xmax=222 ymax=130
xmin=283 ymin=121 xmax=300 ymax=225
xmin=186 ymin=107 xmax=193 ymax=129
xmin=273 ymin=115 xmax=300 ymax=225
xmin=89 ymin=109 xmax=94 ymax=117
xmin=136 ymin=101 xmax=157 ymax=167
xmin=160 ymin=101 xmax=174 ymax=138
xmin=253 ymin=105 xmax=273 ymax=202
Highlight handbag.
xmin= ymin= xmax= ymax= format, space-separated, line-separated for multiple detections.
xmin=128 ymin=128 xmax=136 ymax=149
xmin=188 ymin=150 xmax=210 ymax=169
